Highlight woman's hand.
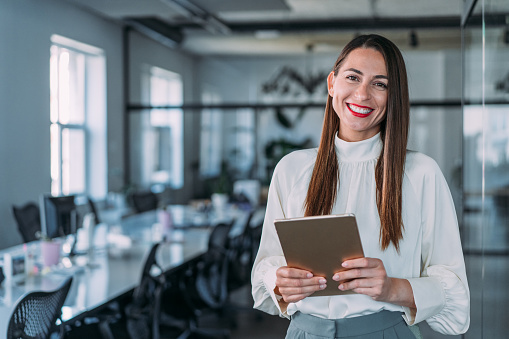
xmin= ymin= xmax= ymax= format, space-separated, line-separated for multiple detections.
xmin=275 ymin=266 xmax=327 ymax=303
xmin=333 ymin=258 xmax=416 ymax=308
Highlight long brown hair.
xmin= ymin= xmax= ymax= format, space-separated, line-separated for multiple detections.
xmin=304 ymin=34 xmax=409 ymax=251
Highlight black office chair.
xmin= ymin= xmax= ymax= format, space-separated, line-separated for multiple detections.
xmin=12 ymin=202 xmax=41 ymax=243
xmin=223 ymin=209 xmax=265 ymax=328
xmin=122 ymin=241 xmax=180 ymax=339
xmin=227 ymin=210 xmax=258 ymax=291
xmin=131 ymin=191 xmax=159 ymax=214
xmin=162 ymin=223 xmax=233 ymax=339
xmin=7 ymin=276 xmax=73 ymax=339
xmin=87 ymin=197 xmax=101 ymax=225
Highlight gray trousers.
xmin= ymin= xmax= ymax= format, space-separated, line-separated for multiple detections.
xmin=286 ymin=311 xmax=421 ymax=339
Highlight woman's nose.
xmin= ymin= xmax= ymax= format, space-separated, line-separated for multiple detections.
xmin=354 ymin=82 xmax=371 ymax=100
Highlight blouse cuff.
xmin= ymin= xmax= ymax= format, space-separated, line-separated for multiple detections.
xmin=263 ymin=265 xmax=290 ymax=318
xmin=405 ymin=277 xmax=445 ymax=325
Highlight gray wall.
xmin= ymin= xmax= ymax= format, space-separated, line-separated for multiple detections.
xmin=0 ymin=0 xmax=198 ymax=249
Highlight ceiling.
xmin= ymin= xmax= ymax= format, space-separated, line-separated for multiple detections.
xmin=60 ymin=0 xmax=509 ymax=55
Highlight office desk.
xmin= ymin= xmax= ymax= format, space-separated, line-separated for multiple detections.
xmin=0 ymin=210 xmax=211 ymax=336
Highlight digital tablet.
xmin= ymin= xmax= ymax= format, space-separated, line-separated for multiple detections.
xmin=274 ymin=214 xmax=364 ymax=296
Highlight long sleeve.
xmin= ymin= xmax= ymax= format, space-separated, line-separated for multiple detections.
xmin=405 ymin=155 xmax=470 ymax=334
xmin=251 ymin=149 xmax=316 ymax=317
xmin=251 ymin=158 xmax=289 ymax=316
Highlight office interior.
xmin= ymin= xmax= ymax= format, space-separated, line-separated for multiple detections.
xmin=1 ymin=0 xmax=508 ymax=338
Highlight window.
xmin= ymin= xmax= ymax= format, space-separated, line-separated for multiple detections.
xmin=50 ymin=35 xmax=106 ymax=199
xmin=199 ymin=90 xmax=256 ymax=180
xmin=144 ymin=66 xmax=184 ymax=189
xmin=200 ymin=89 xmax=222 ymax=178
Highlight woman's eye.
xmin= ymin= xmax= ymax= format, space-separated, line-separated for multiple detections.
xmin=346 ymin=75 xmax=358 ymax=81
xmin=374 ymin=82 xmax=387 ymax=89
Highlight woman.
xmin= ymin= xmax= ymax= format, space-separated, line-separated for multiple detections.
xmin=251 ymin=34 xmax=470 ymax=338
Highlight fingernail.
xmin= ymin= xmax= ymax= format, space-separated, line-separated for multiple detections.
xmin=342 ymin=262 xmax=348 ymax=267
xmin=320 ymin=284 xmax=326 ymax=289
xmin=319 ymin=278 xmax=326 ymax=284
xmin=338 ymin=284 xmax=344 ymax=290
xmin=332 ymin=275 xmax=339 ymax=281
xmin=307 ymin=273 xmax=313 ymax=278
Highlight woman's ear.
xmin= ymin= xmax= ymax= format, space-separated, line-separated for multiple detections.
xmin=327 ymin=72 xmax=335 ymax=97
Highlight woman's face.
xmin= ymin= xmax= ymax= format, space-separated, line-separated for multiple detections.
xmin=327 ymin=47 xmax=388 ymax=142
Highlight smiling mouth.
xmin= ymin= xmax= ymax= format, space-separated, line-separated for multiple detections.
xmin=347 ymin=103 xmax=374 ymax=118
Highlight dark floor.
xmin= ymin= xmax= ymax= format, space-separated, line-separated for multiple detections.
xmin=203 ymin=254 xmax=509 ymax=339
xmin=198 ymin=284 xmax=289 ymax=339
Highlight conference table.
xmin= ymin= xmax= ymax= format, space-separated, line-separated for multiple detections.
xmin=0 ymin=204 xmax=244 ymax=336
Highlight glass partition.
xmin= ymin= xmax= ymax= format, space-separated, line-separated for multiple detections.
xmin=463 ymin=0 xmax=509 ymax=337
xmin=128 ymin=104 xmax=463 ymax=209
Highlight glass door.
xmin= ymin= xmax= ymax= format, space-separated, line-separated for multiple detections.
xmin=462 ymin=0 xmax=509 ymax=337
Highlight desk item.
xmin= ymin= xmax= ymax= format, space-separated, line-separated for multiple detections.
xmin=233 ymin=180 xmax=261 ymax=206
xmin=82 ymin=212 xmax=96 ymax=251
xmin=39 ymin=194 xmax=77 ymax=240
xmin=107 ymin=232 xmax=133 ymax=258
xmin=7 ymin=276 xmax=72 ymax=339
xmin=41 ymin=240 xmax=61 ymax=267
xmin=3 ymin=252 xmax=26 ymax=284
xmin=211 ymin=193 xmax=228 ymax=218
xmin=275 ymin=214 xmax=364 ymax=297
xmin=157 ymin=207 xmax=173 ymax=240
xmin=24 ymin=244 xmax=36 ymax=276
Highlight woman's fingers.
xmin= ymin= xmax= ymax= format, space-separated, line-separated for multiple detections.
xmin=330 ymin=258 xmax=393 ymax=301
xmin=275 ymin=266 xmax=327 ymax=302
xmin=332 ymin=258 xmax=385 ymax=281
xmin=279 ymin=283 xmax=326 ymax=296
xmin=277 ymin=266 xmax=313 ymax=279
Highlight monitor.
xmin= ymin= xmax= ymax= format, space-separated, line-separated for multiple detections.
xmin=40 ymin=194 xmax=77 ymax=239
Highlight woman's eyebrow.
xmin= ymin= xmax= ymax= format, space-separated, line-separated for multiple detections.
xmin=345 ymin=68 xmax=388 ymax=80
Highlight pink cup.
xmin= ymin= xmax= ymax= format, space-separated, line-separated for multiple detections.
xmin=157 ymin=209 xmax=173 ymax=239
xmin=41 ymin=240 xmax=61 ymax=267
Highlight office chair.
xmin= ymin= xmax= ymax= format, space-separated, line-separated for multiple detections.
xmin=12 ymin=202 xmax=41 ymax=243
xmin=7 ymin=276 xmax=73 ymax=339
xmin=87 ymin=197 xmax=101 ymax=225
xmin=131 ymin=191 xmax=159 ymax=214
xmin=123 ymin=241 xmax=179 ymax=339
xmin=163 ymin=223 xmax=233 ymax=339
xmin=227 ymin=209 xmax=260 ymax=291
xmin=221 ymin=209 xmax=265 ymax=328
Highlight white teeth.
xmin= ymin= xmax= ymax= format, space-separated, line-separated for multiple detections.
xmin=348 ymin=104 xmax=373 ymax=114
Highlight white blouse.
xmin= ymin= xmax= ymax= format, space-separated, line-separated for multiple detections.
xmin=251 ymin=133 xmax=470 ymax=335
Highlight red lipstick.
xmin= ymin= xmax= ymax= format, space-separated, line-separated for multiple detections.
xmin=346 ymin=103 xmax=374 ymax=118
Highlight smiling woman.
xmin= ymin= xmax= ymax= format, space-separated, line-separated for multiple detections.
xmin=251 ymin=34 xmax=469 ymax=339
xmin=327 ymin=48 xmax=389 ymax=142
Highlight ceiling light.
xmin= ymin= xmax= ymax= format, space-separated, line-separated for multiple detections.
xmin=255 ymin=30 xmax=281 ymax=39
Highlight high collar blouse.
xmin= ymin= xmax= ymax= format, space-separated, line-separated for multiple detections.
xmin=251 ymin=133 xmax=470 ymax=335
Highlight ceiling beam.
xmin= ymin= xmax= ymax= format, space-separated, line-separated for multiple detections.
xmin=177 ymin=14 xmax=508 ymax=33
xmin=125 ymin=17 xmax=184 ymax=47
